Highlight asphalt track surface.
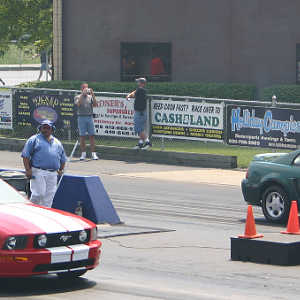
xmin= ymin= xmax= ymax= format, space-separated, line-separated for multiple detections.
xmin=0 ymin=151 xmax=300 ymax=299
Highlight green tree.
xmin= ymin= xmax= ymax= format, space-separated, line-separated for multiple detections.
xmin=0 ymin=0 xmax=52 ymax=55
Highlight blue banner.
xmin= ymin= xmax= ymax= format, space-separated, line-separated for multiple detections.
xmin=227 ymin=105 xmax=300 ymax=149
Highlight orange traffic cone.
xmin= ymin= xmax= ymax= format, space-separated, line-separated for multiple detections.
xmin=281 ymin=201 xmax=300 ymax=234
xmin=238 ymin=205 xmax=263 ymax=239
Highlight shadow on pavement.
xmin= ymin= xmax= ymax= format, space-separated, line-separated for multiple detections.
xmin=238 ymin=217 xmax=286 ymax=228
xmin=0 ymin=275 xmax=96 ymax=297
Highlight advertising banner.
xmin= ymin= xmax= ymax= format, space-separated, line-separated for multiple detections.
xmin=151 ymin=100 xmax=224 ymax=141
xmin=93 ymin=96 xmax=138 ymax=138
xmin=0 ymin=91 xmax=13 ymax=129
xmin=15 ymin=92 xmax=77 ymax=129
xmin=227 ymin=105 xmax=300 ymax=149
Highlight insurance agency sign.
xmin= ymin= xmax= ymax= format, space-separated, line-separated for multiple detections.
xmin=151 ymin=99 xmax=224 ymax=141
xmin=0 ymin=91 xmax=13 ymax=130
xmin=93 ymin=96 xmax=137 ymax=138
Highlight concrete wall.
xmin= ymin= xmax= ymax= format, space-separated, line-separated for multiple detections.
xmin=0 ymin=138 xmax=237 ymax=169
xmin=62 ymin=0 xmax=300 ymax=89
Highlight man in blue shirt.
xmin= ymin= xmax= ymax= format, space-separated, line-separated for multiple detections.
xmin=21 ymin=120 xmax=67 ymax=207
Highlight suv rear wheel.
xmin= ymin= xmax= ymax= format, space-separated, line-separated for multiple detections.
xmin=262 ymin=185 xmax=291 ymax=224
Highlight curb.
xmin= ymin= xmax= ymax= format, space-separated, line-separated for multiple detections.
xmin=0 ymin=137 xmax=237 ymax=169
xmin=0 ymin=66 xmax=40 ymax=71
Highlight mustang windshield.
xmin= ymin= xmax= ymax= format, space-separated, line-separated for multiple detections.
xmin=0 ymin=180 xmax=30 ymax=204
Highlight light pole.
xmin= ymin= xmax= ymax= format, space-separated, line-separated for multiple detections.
xmin=19 ymin=34 xmax=30 ymax=67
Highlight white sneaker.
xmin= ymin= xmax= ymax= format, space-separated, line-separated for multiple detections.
xmin=92 ymin=153 xmax=99 ymax=160
xmin=141 ymin=141 xmax=153 ymax=150
xmin=133 ymin=143 xmax=144 ymax=150
xmin=80 ymin=152 xmax=86 ymax=160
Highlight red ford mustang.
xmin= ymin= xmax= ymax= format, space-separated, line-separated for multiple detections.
xmin=0 ymin=179 xmax=102 ymax=278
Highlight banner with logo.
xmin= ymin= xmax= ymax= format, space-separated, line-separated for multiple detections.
xmin=0 ymin=91 xmax=13 ymax=129
xmin=227 ymin=105 xmax=300 ymax=149
xmin=93 ymin=96 xmax=138 ymax=138
xmin=151 ymin=100 xmax=224 ymax=141
xmin=15 ymin=92 xmax=77 ymax=129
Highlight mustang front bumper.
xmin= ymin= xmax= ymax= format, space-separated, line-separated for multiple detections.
xmin=0 ymin=240 xmax=101 ymax=278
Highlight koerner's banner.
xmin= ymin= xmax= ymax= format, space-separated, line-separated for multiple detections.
xmin=227 ymin=105 xmax=300 ymax=149
xmin=0 ymin=91 xmax=13 ymax=129
xmin=93 ymin=96 xmax=138 ymax=138
xmin=15 ymin=92 xmax=77 ymax=129
xmin=151 ymin=100 xmax=224 ymax=141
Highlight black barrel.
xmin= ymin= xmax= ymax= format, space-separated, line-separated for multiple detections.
xmin=0 ymin=171 xmax=27 ymax=192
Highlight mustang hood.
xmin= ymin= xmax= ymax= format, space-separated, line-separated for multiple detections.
xmin=0 ymin=203 xmax=90 ymax=235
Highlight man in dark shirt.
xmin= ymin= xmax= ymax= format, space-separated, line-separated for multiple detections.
xmin=32 ymin=50 xmax=52 ymax=81
xmin=126 ymin=78 xmax=153 ymax=150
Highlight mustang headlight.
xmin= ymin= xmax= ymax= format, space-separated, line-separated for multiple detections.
xmin=37 ymin=234 xmax=47 ymax=247
xmin=79 ymin=230 xmax=88 ymax=243
xmin=91 ymin=227 xmax=98 ymax=241
xmin=6 ymin=237 xmax=17 ymax=250
xmin=3 ymin=236 xmax=28 ymax=250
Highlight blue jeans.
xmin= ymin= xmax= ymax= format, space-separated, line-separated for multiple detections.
xmin=133 ymin=110 xmax=147 ymax=134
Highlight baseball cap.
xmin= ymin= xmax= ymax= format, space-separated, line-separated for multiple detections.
xmin=135 ymin=77 xmax=147 ymax=84
xmin=41 ymin=119 xmax=53 ymax=127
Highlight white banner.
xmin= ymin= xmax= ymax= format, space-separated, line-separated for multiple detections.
xmin=151 ymin=99 xmax=224 ymax=141
xmin=93 ymin=96 xmax=138 ymax=138
xmin=0 ymin=91 xmax=13 ymax=130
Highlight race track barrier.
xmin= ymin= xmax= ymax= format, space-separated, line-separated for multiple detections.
xmin=52 ymin=174 xmax=121 ymax=224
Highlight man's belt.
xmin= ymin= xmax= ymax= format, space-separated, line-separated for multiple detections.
xmin=33 ymin=166 xmax=57 ymax=172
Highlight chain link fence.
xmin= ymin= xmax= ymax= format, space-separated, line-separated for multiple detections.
xmin=1 ymin=85 xmax=300 ymax=168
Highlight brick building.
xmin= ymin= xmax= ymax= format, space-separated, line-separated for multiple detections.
xmin=59 ymin=0 xmax=300 ymax=88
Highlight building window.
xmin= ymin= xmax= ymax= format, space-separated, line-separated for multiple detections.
xmin=121 ymin=42 xmax=171 ymax=82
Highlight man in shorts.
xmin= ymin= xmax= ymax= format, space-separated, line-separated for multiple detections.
xmin=32 ymin=51 xmax=52 ymax=81
xmin=126 ymin=78 xmax=153 ymax=150
xmin=74 ymin=83 xmax=99 ymax=160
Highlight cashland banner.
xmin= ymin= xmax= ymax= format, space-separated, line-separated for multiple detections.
xmin=93 ymin=96 xmax=137 ymax=138
xmin=0 ymin=91 xmax=13 ymax=129
xmin=227 ymin=105 xmax=300 ymax=150
xmin=15 ymin=92 xmax=77 ymax=129
xmin=151 ymin=100 xmax=224 ymax=141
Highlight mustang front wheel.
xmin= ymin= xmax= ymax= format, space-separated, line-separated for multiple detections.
xmin=262 ymin=186 xmax=290 ymax=224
